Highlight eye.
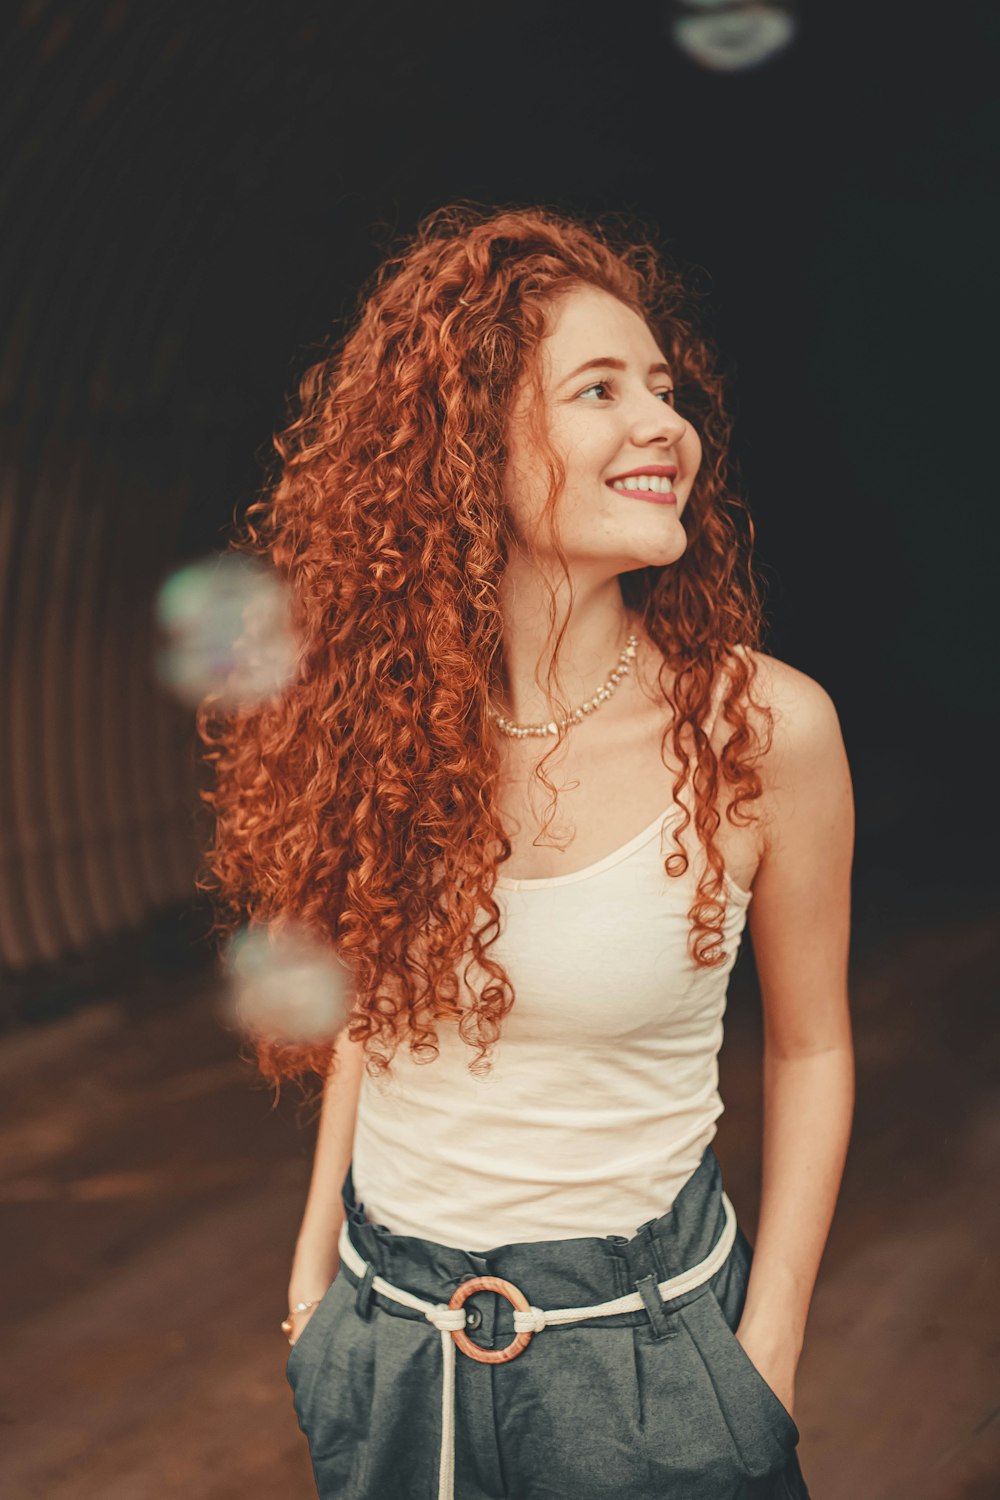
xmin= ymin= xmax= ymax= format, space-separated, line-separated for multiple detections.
xmin=577 ymin=379 xmax=677 ymax=406
xmin=578 ymin=380 xmax=613 ymax=400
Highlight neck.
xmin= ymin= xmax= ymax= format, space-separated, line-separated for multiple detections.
xmin=493 ymin=569 xmax=638 ymax=727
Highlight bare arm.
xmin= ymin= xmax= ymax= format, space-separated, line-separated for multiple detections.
xmin=736 ymin=657 xmax=856 ymax=1415
xmin=287 ymin=1024 xmax=367 ymax=1327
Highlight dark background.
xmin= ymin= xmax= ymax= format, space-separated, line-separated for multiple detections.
xmin=3 ymin=0 xmax=997 ymax=1018
xmin=1 ymin=4 xmax=998 ymax=1498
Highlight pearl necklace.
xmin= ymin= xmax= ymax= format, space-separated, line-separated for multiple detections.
xmin=489 ymin=634 xmax=639 ymax=739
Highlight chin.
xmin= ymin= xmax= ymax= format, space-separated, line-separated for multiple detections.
xmin=633 ymin=535 xmax=687 ymax=570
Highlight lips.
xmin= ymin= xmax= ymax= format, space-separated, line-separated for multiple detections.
xmin=609 ymin=485 xmax=677 ymax=505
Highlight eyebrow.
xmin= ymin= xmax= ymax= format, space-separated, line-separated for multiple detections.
xmin=560 ymin=356 xmax=673 ymax=385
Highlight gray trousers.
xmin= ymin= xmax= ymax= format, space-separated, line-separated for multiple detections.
xmin=287 ymin=1147 xmax=811 ymax=1499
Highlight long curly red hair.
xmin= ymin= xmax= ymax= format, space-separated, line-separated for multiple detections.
xmin=196 ymin=201 xmax=773 ymax=1098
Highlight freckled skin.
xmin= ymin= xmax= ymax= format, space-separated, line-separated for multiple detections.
xmin=502 ymin=283 xmax=701 ymax=577
xmin=494 ymin=283 xmax=703 ymax=729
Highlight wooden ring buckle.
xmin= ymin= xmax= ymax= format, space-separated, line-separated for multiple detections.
xmin=447 ymin=1275 xmax=533 ymax=1364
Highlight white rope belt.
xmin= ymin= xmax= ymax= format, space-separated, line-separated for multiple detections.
xmin=337 ymin=1194 xmax=737 ymax=1500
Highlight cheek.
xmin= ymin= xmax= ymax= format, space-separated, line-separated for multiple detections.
xmin=680 ymin=424 xmax=703 ymax=476
xmin=560 ymin=421 xmax=620 ymax=481
xmin=502 ymin=448 xmax=563 ymax=531
xmin=501 ymin=466 xmax=540 ymax=530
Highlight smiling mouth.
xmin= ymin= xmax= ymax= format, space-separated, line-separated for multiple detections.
xmin=608 ymin=475 xmax=675 ymax=496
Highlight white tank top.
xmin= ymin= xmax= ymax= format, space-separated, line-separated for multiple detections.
xmin=350 ymin=662 xmax=753 ymax=1249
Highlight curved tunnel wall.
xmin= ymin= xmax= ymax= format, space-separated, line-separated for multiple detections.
xmin=0 ymin=5 xmax=290 ymax=987
xmin=0 ymin=413 xmax=207 ymax=973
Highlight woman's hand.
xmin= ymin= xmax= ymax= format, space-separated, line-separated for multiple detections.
xmin=735 ymin=1313 xmax=799 ymax=1419
xmin=285 ymin=1263 xmax=339 ymax=1349
xmin=285 ymin=1300 xmax=322 ymax=1348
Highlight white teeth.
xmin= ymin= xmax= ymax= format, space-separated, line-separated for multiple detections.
xmin=611 ymin=475 xmax=674 ymax=494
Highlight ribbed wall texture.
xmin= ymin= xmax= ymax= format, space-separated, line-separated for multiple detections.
xmin=0 ymin=3 xmax=262 ymax=979
xmin=0 ymin=413 xmax=207 ymax=971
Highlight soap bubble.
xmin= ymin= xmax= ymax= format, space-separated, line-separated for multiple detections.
xmin=221 ymin=920 xmax=354 ymax=1044
xmin=154 ymin=552 xmax=302 ymax=712
xmin=668 ymin=0 xmax=798 ymax=72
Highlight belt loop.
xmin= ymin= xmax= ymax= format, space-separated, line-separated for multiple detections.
xmin=635 ymin=1273 xmax=675 ymax=1340
xmin=354 ymin=1260 xmax=377 ymax=1321
xmin=636 ymin=1218 xmax=677 ymax=1280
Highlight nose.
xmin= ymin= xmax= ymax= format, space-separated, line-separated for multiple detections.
xmin=630 ymin=390 xmax=687 ymax=446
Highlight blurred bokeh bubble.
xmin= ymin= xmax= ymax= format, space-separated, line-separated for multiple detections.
xmin=221 ymin=921 xmax=354 ymax=1044
xmin=668 ymin=0 xmax=798 ymax=72
xmin=154 ymin=551 xmax=302 ymax=711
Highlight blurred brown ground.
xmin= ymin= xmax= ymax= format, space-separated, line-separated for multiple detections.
xmin=0 ymin=892 xmax=997 ymax=1500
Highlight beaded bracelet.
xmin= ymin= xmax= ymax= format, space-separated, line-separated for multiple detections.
xmin=281 ymin=1298 xmax=322 ymax=1344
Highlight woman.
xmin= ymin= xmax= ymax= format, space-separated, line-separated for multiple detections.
xmin=199 ymin=203 xmax=855 ymax=1500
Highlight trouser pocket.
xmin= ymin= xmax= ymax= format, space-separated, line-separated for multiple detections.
xmin=631 ymin=1264 xmax=799 ymax=1498
xmin=285 ymin=1272 xmax=341 ymax=1386
xmin=679 ymin=1286 xmax=799 ymax=1478
xmin=286 ymin=1272 xmax=377 ymax=1494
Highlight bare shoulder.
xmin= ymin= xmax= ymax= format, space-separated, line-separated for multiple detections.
xmin=734 ymin=646 xmax=845 ymax=765
xmin=734 ymin=646 xmax=853 ymax=854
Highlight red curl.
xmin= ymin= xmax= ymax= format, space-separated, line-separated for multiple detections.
xmin=195 ymin=202 xmax=774 ymax=1103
